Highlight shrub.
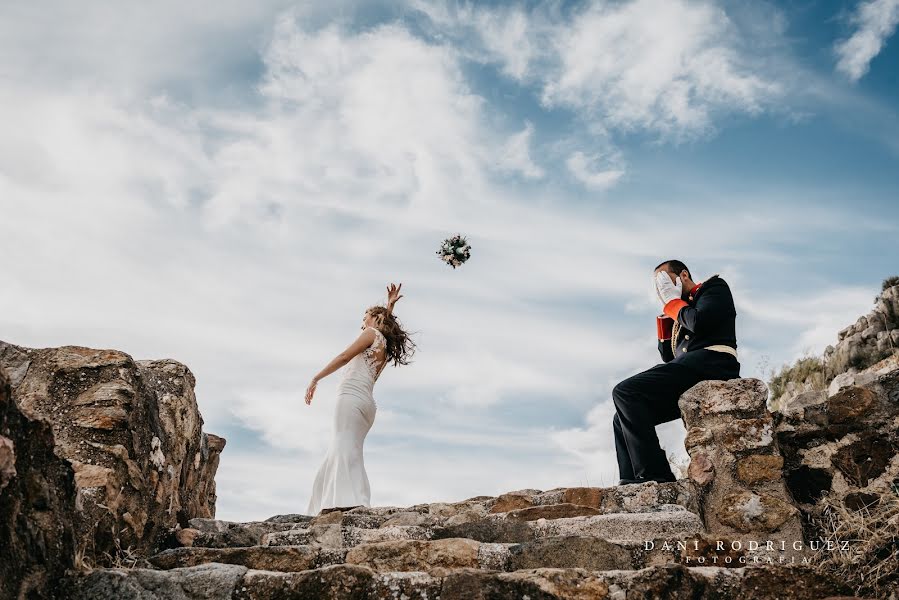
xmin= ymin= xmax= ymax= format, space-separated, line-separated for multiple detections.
xmin=768 ymin=355 xmax=826 ymax=408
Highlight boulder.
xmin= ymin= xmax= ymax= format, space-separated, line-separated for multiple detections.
xmin=0 ymin=368 xmax=78 ymax=600
xmin=0 ymin=340 xmax=225 ymax=566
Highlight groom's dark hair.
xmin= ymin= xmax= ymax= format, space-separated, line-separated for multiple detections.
xmin=654 ymin=259 xmax=691 ymax=279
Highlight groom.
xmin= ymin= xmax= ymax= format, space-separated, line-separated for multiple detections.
xmin=612 ymin=260 xmax=740 ymax=485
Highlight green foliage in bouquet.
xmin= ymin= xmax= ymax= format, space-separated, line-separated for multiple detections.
xmin=437 ymin=234 xmax=472 ymax=269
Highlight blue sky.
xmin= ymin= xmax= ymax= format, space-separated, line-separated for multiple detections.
xmin=1 ymin=0 xmax=897 ymax=521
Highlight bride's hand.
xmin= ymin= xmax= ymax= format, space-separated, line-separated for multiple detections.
xmin=386 ymin=282 xmax=403 ymax=308
xmin=305 ymin=380 xmax=317 ymax=405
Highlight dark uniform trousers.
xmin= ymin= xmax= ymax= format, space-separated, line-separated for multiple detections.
xmin=613 ymin=350 xmax=740 ymax=481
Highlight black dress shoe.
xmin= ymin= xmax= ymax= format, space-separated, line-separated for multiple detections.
xmin=618 ymin=475 xmax=677 ymax=485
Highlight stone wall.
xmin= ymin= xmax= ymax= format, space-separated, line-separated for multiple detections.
xmin=0 ymin=340 xmax=225 ymax=572
xmin=679 ymin=378 xmax=806 ymax=561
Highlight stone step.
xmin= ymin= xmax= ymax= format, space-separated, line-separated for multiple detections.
xmin=261 ymin=480 xmax=699 ymax=527
xmin=261 ymin=506 xmax=704 ymax=549
xmin=150 ymin=545 xmax=347 ymax=572
xmin=183 ymin=519 xmax=299 ymax=549
xmin=65 ymin=561 xmax=852 ymax=599
xmin=177 ymin=482 xmax=701 ymax=550
xmin=150 ymin=535 xmax=693 ymax=574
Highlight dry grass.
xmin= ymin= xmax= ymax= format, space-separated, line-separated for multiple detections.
xmin=812 ymin=486 xmax=899 ymax=599
xmin=767 ymin=355 xmax=826 ymax=410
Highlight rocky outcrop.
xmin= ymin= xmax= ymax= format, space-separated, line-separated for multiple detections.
xmin=679 ymin=378 xmax=806 ymax=561
xmin=823 ymin=282 xmax=899 ymax=380
xmin=0 ymin=340 xmax=225 ymax=576
xmin=0 ymin=367 xmax=78 ymax=600
xmin=775 ymin=360 xmax=899 ymax=528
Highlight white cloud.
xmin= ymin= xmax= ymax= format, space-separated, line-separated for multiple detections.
xmin=543 ymin=0 xmax=781 ymax=138
xmin=414 ymin=0 xmax=783 ymax=141
xmin=496 ymin=122 xmax=544 ymax=179
xmin=835 ymin=0 xmax=899 ymax=82
xmin=566 ymin=151 xmax=626 ymax=190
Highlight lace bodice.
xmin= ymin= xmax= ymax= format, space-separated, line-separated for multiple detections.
xmin=360 ymin=327 xmax=388 ymax=381
xmin=339 ymin=327 xmax=388 ymax=390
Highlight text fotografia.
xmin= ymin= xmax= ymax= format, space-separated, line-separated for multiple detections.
xmin=645 ymin=540 xmax=854 ymax=565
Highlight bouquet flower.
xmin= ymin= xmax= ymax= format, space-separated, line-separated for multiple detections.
xmin=437 ymin=234 xmax=471 ymax=269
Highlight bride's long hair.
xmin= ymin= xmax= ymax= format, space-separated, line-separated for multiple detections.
xmin=365 ymin=306 xmax=416 ymax=367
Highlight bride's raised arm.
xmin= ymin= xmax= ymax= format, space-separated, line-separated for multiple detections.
xmin=386 ymin=282 xmax=403 ymax=315
xmin=305 ymin=328 xmax=376 ymax=405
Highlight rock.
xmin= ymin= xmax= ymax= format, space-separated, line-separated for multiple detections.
xmin=0 ymin=435 xmax=14 ymax=492
xmin=828 ymin=372 xmax=858 ymax=396
xmin=831 ymin=435 xmax=893 ymax=487
xmin=508 ymin=536 xmax=634 ymax=570
xmin=489 ymin=492 xmax=534 ymax=513
xmin=440 ymin=568 xmax=612 ymax=600
xmin=531 ymin=510 xmax=703 ymax=542
xmin=433 ymin=518 xmax=535 ymax=544
xmin=735 ymin=455 xmax=784 ymax=486
xmin=0 ymin=367 xmax=78 ymax=600
xmin=560 ymin=487 xmax=604 ymax=508
xmin=346 ymin=538 xmax=481 ymax=573
xmin=736 ymin=565 xmax=854 ymax=599
xmin=72 ymin=461 xmax=114 ymax=488
xmin=687 ymin=451 xmax=715 ymax=486
xmin=826 ymin=386 xmax=876 ymax=423
xmin=504 ymin=503 xmax=602 ymax=522
xmin=678 ymin=379 xmax=768 ymax=424
xmin=234 ymin=565 xmax=374 ymax=600
xmin=684 ymin=427 xmax=713 ymax=449
xmin=0 ymin=341 xmax=225 ymax=565
xmin=66 ymin=563 xmax=247 ymax=599
xmin=150 ymin=545 xmax=345 ymax=572
xmin=175 ymin=528 xmax=201 ymax=548
xmin=720 ymin=417 xmax=774 ymax=452
xmin=265 ymin=514 xmax=315 ymax=524
xmin=717 ymin=491 xmax=799 ymax=533
xmin=779 ymin=390 xmax=827 ymax=414
xmin=379 ymin=511 xmax=435 ymax=528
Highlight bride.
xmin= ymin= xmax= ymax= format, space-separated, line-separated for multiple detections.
xmin=304 ymin=283 xmax=415 ymax=515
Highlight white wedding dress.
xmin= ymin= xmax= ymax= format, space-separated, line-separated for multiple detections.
xmin=307 ymin=327 xmax=387 ymax=515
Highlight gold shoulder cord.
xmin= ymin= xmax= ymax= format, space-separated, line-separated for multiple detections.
xmin=670 ymin=274 xmax=714 ymax=356
xmin=671 ymin=321 xmax=680 ymax=356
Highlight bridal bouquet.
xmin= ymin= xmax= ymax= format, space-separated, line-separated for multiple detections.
xmin=437 ymin=234 xmax=471 ymax=269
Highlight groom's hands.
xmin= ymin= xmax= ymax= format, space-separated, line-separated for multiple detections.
xmin=305 ymin=379 xmax=318 ymax=405
xmin=655 ymin=271 xmax=681 ymax=305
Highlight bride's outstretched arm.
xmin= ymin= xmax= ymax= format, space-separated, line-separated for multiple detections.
xmin=305 ymin=328 xmax=376 ymax=405
xmin=386 ymin=282 xmax=403 ymax=315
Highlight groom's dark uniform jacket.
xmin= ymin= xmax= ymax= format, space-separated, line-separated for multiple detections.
xmin=657 ymin=274 xmax=739 ymax=380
